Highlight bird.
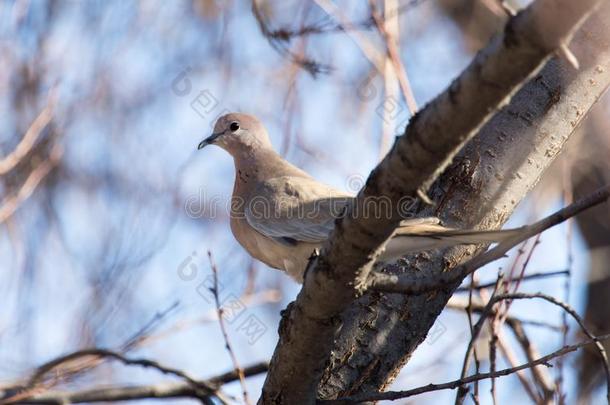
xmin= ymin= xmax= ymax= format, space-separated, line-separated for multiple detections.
xmin=198 ymin=113 xmax=520 ymax=282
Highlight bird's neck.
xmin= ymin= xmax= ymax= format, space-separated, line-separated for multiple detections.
xmin=231 ymin=147 xmax=279 ymax=194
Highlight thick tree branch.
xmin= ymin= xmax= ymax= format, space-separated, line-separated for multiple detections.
xmin=260 ymin=0 xmax=602 ymax=403
xmin=318 ymin=1 xmax=610 ymax=398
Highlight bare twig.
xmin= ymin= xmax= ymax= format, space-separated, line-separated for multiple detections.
xmin=455 ymin=269 xmax=569 ymax=292
xmin=208 ymin=251 xmax=251 ymax=405
xmin=464 ymin=273 xmax=481 ymax=403
xmin=3 ymin=362 xmax=268 ymax=404
xmin=507 ymin=319 xmax=556 ymax=401
xmin=494 ymin=329 xmax=541 ymax=402
xmin=251 ymin=0 xmax=331 ymax=75
xmin=369 ymin=0 xmax=418 ymax=114
xmin=457 ymin=292 xmax=610 ymax=401
xmin=121 ymin=301 xmax=181 ymax=351
xmin=447 ymin=295 xmax=562 ymax=331
xmin=8 ymin=348 xmax=230 ymax=405
xmin=455 ymin=276 xmax=503 ymax=405
xmin=0 ymin=142 xmax=63 ymax=225
xmin=0 ymin=100 xmax=54 ymax=175
xmin=489 ymin=301 xmax=499 ymax=405
xmin=478 ymin=287 xmax=542 ymax=402
xmin=312 ymin=0 xmax=385 ymax=72
xmin=324 ymin=334 xmax=610 ymax=403
xmin=250 ymin=0 xmax=427 ymax=42
xmin=209 ymin=362 xmax=269 ymax=386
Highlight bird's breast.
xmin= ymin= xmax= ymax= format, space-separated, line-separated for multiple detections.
xmin=229 ymin=215 xmax=314 ymax=282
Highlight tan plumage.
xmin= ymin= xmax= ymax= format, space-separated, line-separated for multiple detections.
xmin=199 ymin=113 xmax=520 ymax=282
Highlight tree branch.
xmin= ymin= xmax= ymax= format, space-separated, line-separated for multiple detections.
xmin=319 ymin=1 xmax=610 ymax=399
xmin=260 ymin=0 xmax=602 ymax=402
xmin=323 ymin=333 xmax=610 ymax=403
xmin=2 ymin=357 xmax=268 ymax=404
xmin=454 ymin=269 xmax=569 ymax=293
xmin=3 ymin=349 xmax=251 ymax=405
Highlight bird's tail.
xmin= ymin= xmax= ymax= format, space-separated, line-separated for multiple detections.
xmin=380 ymin=217 xmax=523 ymax=262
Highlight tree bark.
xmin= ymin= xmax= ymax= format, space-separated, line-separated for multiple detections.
xmin=318 ymin=3 xmax=610 ymax=399
xmin=260 ymin=0 xmax=606 ymax=403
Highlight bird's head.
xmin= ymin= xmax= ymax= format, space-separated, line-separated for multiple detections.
xmin=198 ymin=113 xmax=273 ymax=155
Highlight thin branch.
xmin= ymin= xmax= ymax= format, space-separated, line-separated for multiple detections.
xmin=369 ymin=0 xmax=418 ymax=114
xmin=498 ymin=292 xmax=610 ymax=400
xmin=250 ymin=0 xmax=427 ymax=42
xmin=10 ymin=349 xmax=229 ymax=405
xmin=447 ymin=295 xmax=562 ymax=331
xmin=313 ymin=0 xmax=385 ymax=72
xmin=456 ymin=291 xmax=609 ymax=402
xmin=507 ymin=319 xmax=556 ymax=400
xmin=0 ymin=100 xmax=54 ymax=175
xmin=455 ymin=270 xmax=569 ymax=293
xmin=324 ymin=334 xmax=610 ymax=403
xmin=489 ymin=298 xmax=499 ymax=405
xmin=209 ymin=362 xmax=269 ymax=386
xmin=208 ymin=251 xmax=251 ymax=405
xmin=251 ymin=0 xmax=331 ymax=75
xmin=455 ymin=276 xmax=504 ymax=405
xmin=493 ymin=329 xmax=541 ymax=402
xmin=462 ymin=273 xmax=482 ymax=403
xmin=0 ymin=142 xmax=63 ymax=225
xmin=556 ymin=160 xmax=575 ymax=399
xmin=120 ymin=301 xmax=181 ymax=351
xmin=457 ymin=289 xmax=543 ymax=402
xmin=3 ymin=362 xmax=268 ymax=404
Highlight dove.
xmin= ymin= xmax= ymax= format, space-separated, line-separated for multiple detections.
xmin=198 ymin=113 xmax=519 ymax=282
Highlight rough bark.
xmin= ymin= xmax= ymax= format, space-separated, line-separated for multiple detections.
xmin=259 ymin=0 xmax=604 ymax=403
xmin=318 ymin=3 xmax=610 ymax=399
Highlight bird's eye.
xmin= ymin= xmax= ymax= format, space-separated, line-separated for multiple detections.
xmin=229 ymin=122 xmax=240 ymax=132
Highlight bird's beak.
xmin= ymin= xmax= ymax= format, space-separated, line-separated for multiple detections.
xmin=198 ymin=131 xmax=223 ymax=150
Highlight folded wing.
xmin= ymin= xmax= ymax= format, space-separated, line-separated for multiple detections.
xmin=245 ymin=176 xmax=353 ymax=244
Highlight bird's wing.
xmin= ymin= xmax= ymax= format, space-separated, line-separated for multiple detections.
xmin=245 ymin=176 xmax=353 ymax=244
